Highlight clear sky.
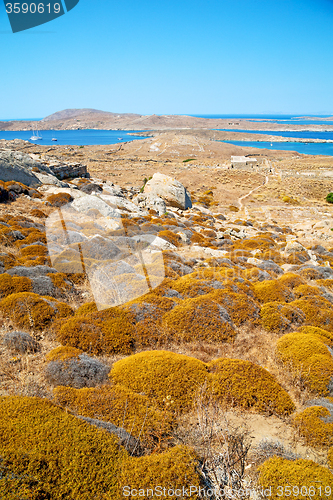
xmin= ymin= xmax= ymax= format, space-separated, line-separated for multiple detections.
xmin=1 ymin=0 xmax=333 ymax=118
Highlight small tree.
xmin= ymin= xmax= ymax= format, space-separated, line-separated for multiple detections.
xmin=326 ymin=192 xmax=333 ymax=204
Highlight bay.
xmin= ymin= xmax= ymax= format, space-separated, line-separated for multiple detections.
xmin=0 ymin=129 xmax=150 ymax=146
xmin=220 ymin=140 xmax=333 ymax=156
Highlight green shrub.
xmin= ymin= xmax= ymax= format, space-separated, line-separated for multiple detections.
xmin=326 ymin=192 xmax=333 ymax=204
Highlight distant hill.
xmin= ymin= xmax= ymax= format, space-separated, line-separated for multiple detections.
xmin=42 ymin=108 xmax=141 ymax=121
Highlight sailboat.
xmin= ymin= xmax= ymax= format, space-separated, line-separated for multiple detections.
xmin=30 ymin=127 xmax=42 ymax=141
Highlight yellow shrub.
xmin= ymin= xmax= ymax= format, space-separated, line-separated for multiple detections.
xmin=46 ymin=192 xmax=73 ymax=207
xmin=328 ymin=447 xmax=333 ymax=469
xmin=298 ymin=326 xmax=333 ymax=346
xmin=254 ymin=279 xmax=294 ymax=303
xmin=0 ymin=396 xmax=122 ymax=500
xmin=293 ymin=406 xmax=333 ymax=447
xmin=0 ymin=252 xmax=16 ymax=270
xmin=291 ymin=296 xmax=333 ymax=331
xmin=278 ymin=272 xmax=306 ymax=289
xmin=162 ymin=296 xmax=236 ymax=344
xmin=53 ymin=383 xmax=173 ymax=450
xmin=276 ymin=332 xmax=333 ymax=395
xmin=47 ymin=272 xmax=73 ymax=292
xmin=207 ymin=289 xmax=260 ymax=326
xmin=258 ymin=457 xmax=333 ymax=499
xmin=57 ymin=307 xmax=135 ymax=355
xmin=317 ymin=279 xmax=333 ymax=293
xmin=125 ymin=293 xmax=176 ymax=348
xmin=30 ymin=208 xmax=47 ymax=218
xmin=0 ymin=274 xmax=32 ymax=299
xmin=118 ymin=446 xmax=201 ymax=500
xmin=260 ymin=301 xmax=305 ymax=333
xmin=158 ymin=230 xmax=181 ymax=247
xmin=19 ymin=244 xmax=48 ymax=258
xmin=110 ymin=350 xmax=209 ymax=413
xmin=209 ymin=358 xmax=295 ymax=416
xmin=233 ymin=236 xmax=276 ymax=251
xmin=170 ymin=274 xmax=213 ymax=298
xmin=190 ymin=231 xmax=212 ymax=247
xmin=16 ymin=229 xmax=47 ymax=246
xmin=293 ymin=284 xmax=323 ymax=299
xmin=46 ymin=345 xmax=83 ymax=361
xmin=75 ymin=301 xmax=98 ymax=316
xmin=0 ymin=292 xmax=73 ymax=330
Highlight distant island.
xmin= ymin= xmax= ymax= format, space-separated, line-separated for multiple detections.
xmin=1 ymin=108 xmax=333 ymax=132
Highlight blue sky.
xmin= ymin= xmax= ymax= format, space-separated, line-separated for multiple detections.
xmin=1 ymin=0 xmax=333 ymax=118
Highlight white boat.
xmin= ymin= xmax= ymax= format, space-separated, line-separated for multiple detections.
xmin=52 ymin=138 xmax=58 ymax=141
xmin=30 ymin=127 xmax=42 ymax=141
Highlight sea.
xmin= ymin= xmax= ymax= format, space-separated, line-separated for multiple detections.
xmin=1 ymin=114 xmax=333 ymax=155
xmin=0 ymin=129 xmax=149 ymax=146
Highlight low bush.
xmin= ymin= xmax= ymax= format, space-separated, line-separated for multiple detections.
xmin=118 ymin=446 xmax=202 ymax=500
xmin=276 ymin=331 xmax=333 ymax=395
xmin=46 ymin=193 xmax=74 ymax=207
xmin=293 ymin=406 xmax=333 ymax=447
xmin=278 ymin=272 xmax=306 ymax=289
xmin=0 ymin=396 xmax=122 ymax=499
xmin=110 ymin=350 xmax=209 ymax=413
xmin=57 ymin=307 xmax=135 ymax=355
xmin=126 ymin=294 xmax=176 ymax=347
xmin=53 ymin=383 xmax=173 ymax=451
xmin=254 ymin=279 xmax=294 ymax=303
xmin=158 ymin=229 xmax=182 ymax=247
xmin=0 ymin=292 xmax=73 ymax=331
xmin=328 ymin=447 xmax=333 ymax=469
xmin=45 ymin=353 xmax=110 ymax=388
xmin=290 ymin=296 xmax=333 ymax=331
xmin=326 ymin=192 xmax=333 ymax=204
xmin=0 ymin=273 xmax=32 ymax=299
xmin=258 ymin=457 xmax=333 ymax=499
xmin=162 ymin=295 xmax=236 ymax=344
xmin=2 ymin=331 xmax=40 ymax=354
xmin=209 ymin=358 xmax=295 ymax=416
xmin=260 ymin=301 xmax=305 ymax=333
xmin=207 ymin=289 xmax=260 ymax=326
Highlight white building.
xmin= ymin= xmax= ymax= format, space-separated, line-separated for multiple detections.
xmin=231 ymin=156 xmax=258 ymax=169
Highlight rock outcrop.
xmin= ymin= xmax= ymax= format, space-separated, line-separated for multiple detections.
xmin=143 ymin=172 xmax=192 ymax=210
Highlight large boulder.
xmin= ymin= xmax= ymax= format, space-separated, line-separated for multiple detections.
xmin=143 ymin=173 xmax=192 ymax=210
xmin=0 ymin=150 xmax=49 ymax=187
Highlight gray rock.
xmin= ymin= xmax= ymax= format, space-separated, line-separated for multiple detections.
xmin=71 ymin=195 xmax=122 ymax=218
xmin=6 ymin=265 xmax=58 ymax=278
xmin=0 ymin=150 xmax=51 ymax=187
xmin=133 ymin=192 xmax=167 ymax=215
xmin=34 ymin=172 xmax=70 ymax=188
xmin=144 ymin=172 xmax=192 ymax=210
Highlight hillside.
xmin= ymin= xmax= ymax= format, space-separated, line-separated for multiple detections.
xmin=0 ymin=135 xmax=333 ymax=497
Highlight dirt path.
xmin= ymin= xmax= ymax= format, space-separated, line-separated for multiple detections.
xmin=238 ymin=173 xmax=269 ymax=210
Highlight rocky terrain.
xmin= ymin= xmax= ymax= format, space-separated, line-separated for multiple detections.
xmin=0 ymin=136 xmax=333 ymax=499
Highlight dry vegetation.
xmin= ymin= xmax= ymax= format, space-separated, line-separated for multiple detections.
xmin=1 ymin=138 xmax=333 ymax=498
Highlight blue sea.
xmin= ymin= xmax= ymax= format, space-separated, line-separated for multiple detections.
xmin=220 ymin=140 xmax=333 ymax=156
xmin=0 ymin=129 xmax=150 ymax=146
xmin=191 ymin=114 xmax=333 ymax=125
xmin=217 ymin=129 xmax=333 ymax=140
